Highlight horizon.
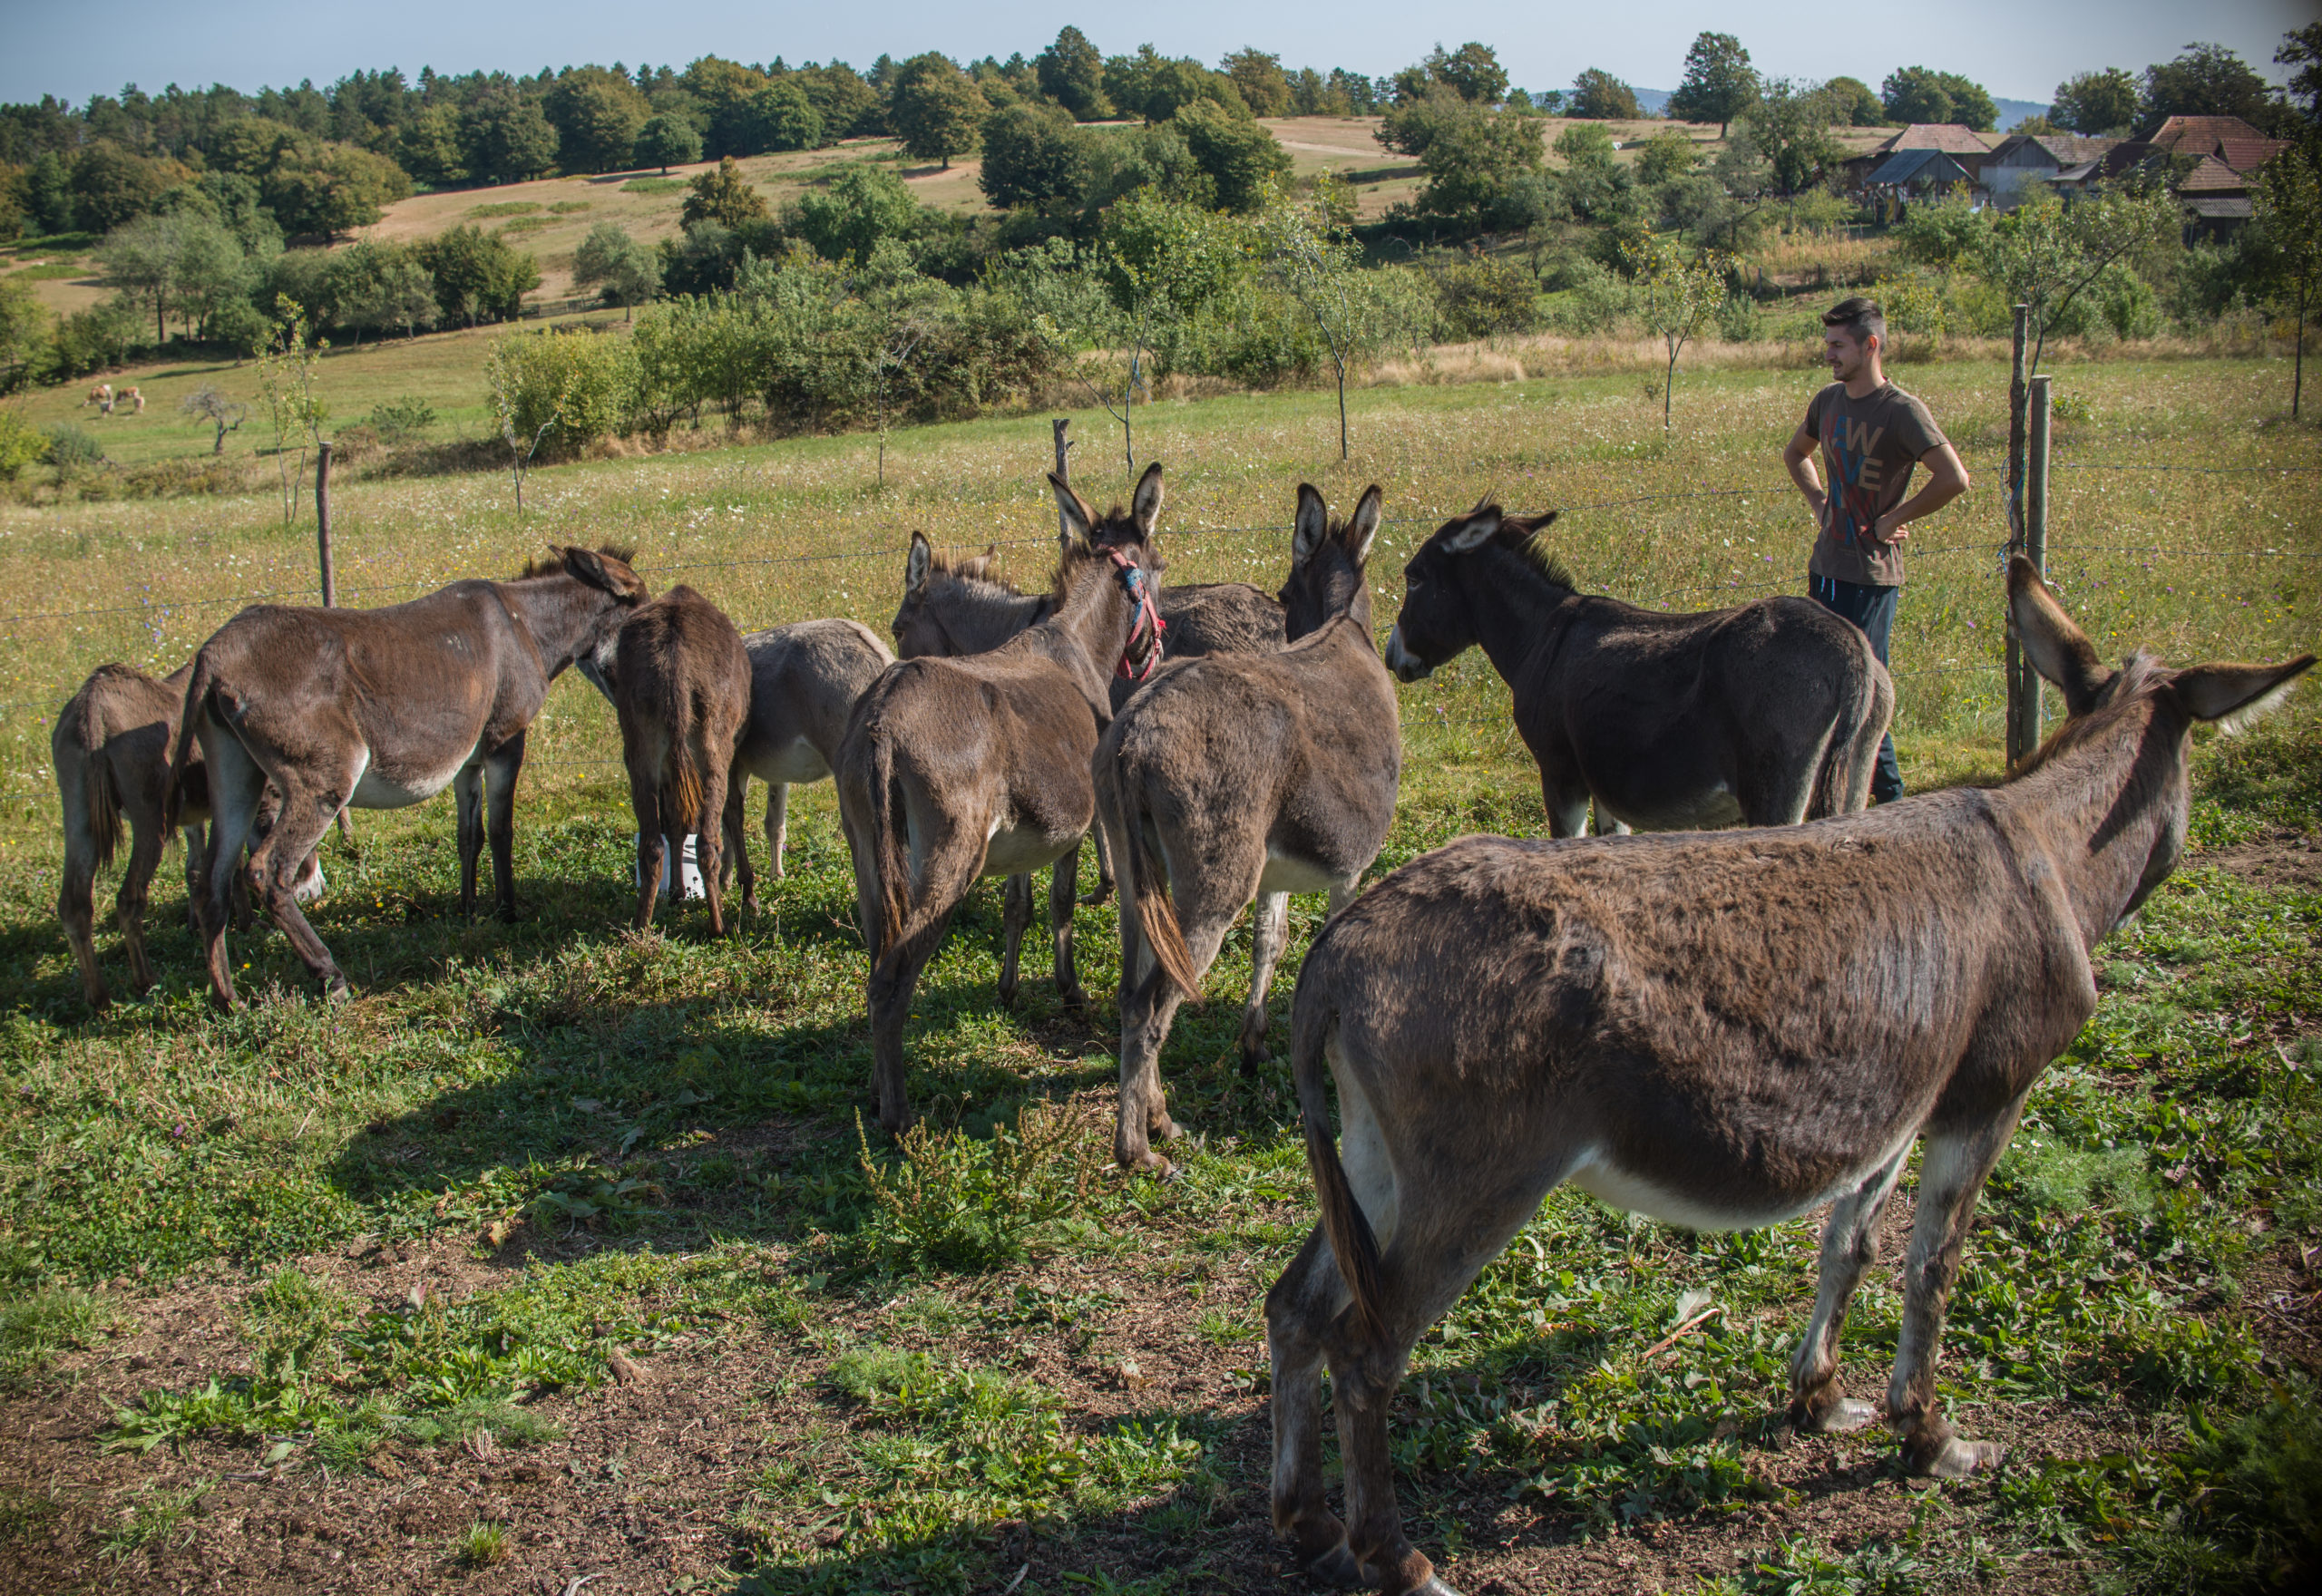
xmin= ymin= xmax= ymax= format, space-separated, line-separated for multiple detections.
xmin=2 ymin=0 xmax=2306 ymax=114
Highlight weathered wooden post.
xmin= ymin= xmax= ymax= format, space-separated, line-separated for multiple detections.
xmin=315 ymin=441 xmax=337 ymax=608
xmin=2011 ymin=375 xmax=2054 ymax=762
xmin=1051 ymin=418 xmax=1073 ymax=546
xmin=2005 ymin=304 xmax=2030 ymax=763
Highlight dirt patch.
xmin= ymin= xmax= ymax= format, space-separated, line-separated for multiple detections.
xmin=2197 ymin=827 xmax=2322 ymax=893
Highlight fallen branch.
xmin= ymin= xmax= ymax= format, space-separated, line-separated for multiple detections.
xmin=1644 ymin=1305 xmax=1722 ymax=1360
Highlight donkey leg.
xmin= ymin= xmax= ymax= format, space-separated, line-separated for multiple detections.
xmin=869 ymin=929 xmax=949 ymax=1134
xmin=1541 ymin=774 xmax=1591 ymax=840
xmin=1049 ymin=838 xmax=1086 ymax=1010
xmin=56 ymin=769 xmax=109 ymax=1009
xmin=484 ymin=734 xmax=525 ymax=921
xmin=1267 ymin=1225 xmax=1359 ymax=1580
xmin=453 ymin=762 xmax=485 ymax=921
xmin=1589 ymin=798 xmax=1631 ymax=836
xmin=1239 ymin=891 xmax=1291 ymax=1071
xmin=248 ymin=783 xmax=353 ymax=999
xmin=696 ymin=761 xmax=730 ymax=936
xmin=1080 ymin=821 xmax=1116 ymax=906
xmin=116 ymin=809 xmax=168 ymax=997
xmin=995 ymin=872 xmax=1035 ymax=1007
xmin=1787 ymin=1139 xmax=1914 ymax=1434
xmin=196 ymin=733 xmax=265 ymax=1012
xmin=1888 ymin=1098 xmax=2032 ymax=1477
xmin=630 ymin=775 xmax=665 ymax=931
xmin=183 ymin=824 xmax=206 ymax=932
xmin=764 ymin=780 xmax=789 ymax=881
xmin=723 ymin=775 xmax=756 ymax=916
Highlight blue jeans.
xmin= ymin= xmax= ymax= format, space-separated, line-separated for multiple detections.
xmin=1809 ymin=573 xmax=1904 ymax=804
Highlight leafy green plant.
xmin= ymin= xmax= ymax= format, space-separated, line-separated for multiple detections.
xmin=0 ymin=1286 xmax=119 ymax=1387
xmin=95 ymin=1480 xmax=210 ymax=1559
xmin=454 ymin=1518 xmax=509 ymax=1566
xmin=364 ymin=396 xmax=436 ymax=442
xmin=856 ymin=1099 xmax=1099 ymax=1271
xmin=43 ymin=421 xmax=102 ymax=472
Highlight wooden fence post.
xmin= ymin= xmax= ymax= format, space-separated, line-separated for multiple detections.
xmin=2005 ymin=304 xmax=2030 ymax=764
xmin=315 ymin=441 xmax=337 ymax=608
xmin=1052 ymin=418 xmax=1073 ymax=546
xmin=2011 ymin=375 xmax=2053 ymax=762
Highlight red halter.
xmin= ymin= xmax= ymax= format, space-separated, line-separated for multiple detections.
xmin=1108 ymin=550 xmax=1166 ymax=681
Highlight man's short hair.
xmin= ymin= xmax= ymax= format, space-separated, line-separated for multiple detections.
xmin=1824 ymin=297 xmax=1886 ymax=348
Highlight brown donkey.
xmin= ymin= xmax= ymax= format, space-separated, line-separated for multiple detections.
xmin=1265 ymin=560 xmax=2312 ymax=1595
xmin=593 ymin=586 xmax=751 ymax=934
xmin=1099 ymin=483 xmax=1400 ymax=1170
xmin=1383 ymin=502 xmax=1891 ymax=833
xmin=171 ymin=546 xmax=649 ymax=1008
xmin=54 ymin=662 xmax=322 ymax=1007
xmin=837 ymin=473 xmax=1166 ymax=1133
xmin=718 ymin=618 xmax=895 ymax=911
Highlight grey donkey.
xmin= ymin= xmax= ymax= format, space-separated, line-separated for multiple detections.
xmin=1265 ymin=558 xmax=2312 ymax=1594
xmin=1098 ymin=482 xmax=1400 ymax=1171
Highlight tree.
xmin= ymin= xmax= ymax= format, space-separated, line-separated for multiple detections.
xmin=100 ymin=210 xmax=205 ymax=346
xmin=744 ymin=82 xmax=824 ymax=153
xmin=180 ymin=383 xmax=248 ymax=454
xmin=1429 ymin=43 xmax=1509 ymax=106
xmin=396 ymin=103 xmax=465 ymax=186
xmin=1107 ymin=46 xmax=1213 ymax=124
xmin=978 ymin=102 xmax=1089 ymax=211
xmin=1666 ymin=33 xmax=1759 ymax=138
xmin=1569 ymin=69 xmax=1641 ymax=121
xmin=0 ymin=277 xmax=51 ymax=394
xmin=1736 ymin=79 xmax=1846 ymax=199
xmin=573 ymin=222 xmax=662 ymax=318
xmin=254 ymin=297 xmax=327 ymax=525
xmin=2280 ymin=23 xmax=2322 ymax=126
xmin=1636 ymin=128 xmax=1699 ymax=187
xmin=1823 ymin=76 xmax=1888 ymax=127
xmin=415 ymin=225 xmax=541 ymax=325
xmin=1626 ymin=235 xmax=1732 ymax=430
xmin=1981 ymin=184 xmax=2178 ymax=379
xmin=1261 ymin=180 xmax=1403 ymax=458
xmin=889 ymin=54 xmax=986 ymax=169
xmin=459 ymin=91 xmax=560 ymax=184
xmin=262 ymin=141 xmax=409 ymax=238
xmin=1415 ymin=101 xmax=1546 ymax=228
xmin=2255 ymin=140 xmax=2322 ymax=417
xmin=795 ymin=165 xmax=918 ymax=263
xmin=1095 ymin=188 xmax=1246 ymax=465
xmin=800 ymin=63 xmax=884 ymax=139
xmin=2139 ymin=43 xmax=2280 ymax=136
xmin=681 ymin=156 xmax=770 ymax=229
xmin=546 ymin=72 xmax=649 ymax=174
xmin=1880 ymin=65 xmax=1996 ymax=131
xmin=2052 ymin=68 xmax=2140 ymax=135
xmin=328 ymin=239 xmax=437 ymax=341
xmin=635 ymin=113 xmax=702 ymax=173
xmin=1037 ymin=26 xmax=1107 ymax=121
xmin=69 ymin=141 xmax=183 ymax=231
xmin=1173 ymin=100 xmax=1291 ymax=213
xmin=1222 ymin=49 xmax=1293 ymax=118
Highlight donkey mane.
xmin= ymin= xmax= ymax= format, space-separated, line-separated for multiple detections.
xmin=1495 ymin=521 xmax=1576 ymax=590
xmin=2005 ymin=651 xmax=2168 ymax=781
xmin=926 ymin=546 xmax=1025 ymax=595
xmin=1046 ymin=537 xmax=1159 ymax=605
xmin=513 ymin=544 xmax=639 ymax=580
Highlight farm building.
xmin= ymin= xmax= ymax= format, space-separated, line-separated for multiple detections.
xmin=1841 ymin=123 xmax=1999 ymax=193
xmin=1980 ymin=132 xmax=2124 ymax=209
xmin=1860 ymin=150 xmax=1980 ymax=219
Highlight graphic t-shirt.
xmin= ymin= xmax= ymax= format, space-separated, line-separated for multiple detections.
xmin=1804 ymin=381 xmax=1948 ymax=588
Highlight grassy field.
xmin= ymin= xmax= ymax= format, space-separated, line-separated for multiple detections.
xmin=0 ymin=355 xmax=2317 ymax=1594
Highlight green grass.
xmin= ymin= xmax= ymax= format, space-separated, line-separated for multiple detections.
xmin=0 ymin=355 xmax=2315 ymax=1591
xmin=619 ymin=176 xmax=688 ymax=193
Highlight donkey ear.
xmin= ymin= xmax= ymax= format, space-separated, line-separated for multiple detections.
xmin=1049 ymin=472 xmax=1098 ymax=545
xmin=2168 ymin=655 xmax=2315 ymax=730
xmin=1438 ymin=508 xmax=1500 ymax=555
xmin=1347 ymin=484 xmax=1384 ymax=565
xmin=1132 ymin=461 xmax=1165 ymax=537
xmin=2005 ymin=556 xmax=2109 ymax=715
xmin=1292 ymin=483 xmax=1328 ymax=567
xmin=905 ymin=531 xmax=932 ymax=595
xmin=561 ymin=545 xmax=646 ymax=599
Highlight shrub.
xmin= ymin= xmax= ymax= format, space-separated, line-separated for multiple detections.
xmin=365 ymin=396 xmax=437 ymax=442
xmin=1435 ymin=254 xmax=1539 ymax=339
xmin=44 ymin=422 xmax=103 ymax=472
xmin=483 ymin=328 xmax=636 ymax=457
xmin=856 ymin=1100 xmax=1098 ymax=1272
xmin=0 ymin=408 xmax=47 ymax=481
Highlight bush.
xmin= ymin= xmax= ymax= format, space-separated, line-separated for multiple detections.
xmin=44 ymin=297 xmax=139 ymax=380
xmin=1435 ymin=255 xmax=1539 ymax=339
xmin=483 ymin=328 xmax=635 ymax=457
xmin=365 ymin=397 xmax=436 ymax=442
xmin=44 ymin=422 xmax=103 ymax=472
xmin=0 ymin=409 xmax=47 ymax=480
xmin=855 ymin=1101 xmax=1098 ymax=1272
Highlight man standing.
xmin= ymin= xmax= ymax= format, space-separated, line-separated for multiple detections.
xmin=1782 ymin=297 xmax=1971 ymax=804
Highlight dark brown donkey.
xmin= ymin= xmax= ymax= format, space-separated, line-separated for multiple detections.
xmin=718 ymin=618 xmax=895 ymax=911
xmin=1264 ymin=560 xmax=2313 ymax=1596
xmin=837 ymin=475 xmax=1166 ymax=1133
xmin=1098 ymin=483 xmax=1400 ymax=1171
xmin=1383 ymin=502 xmax=1891 ymax=834
xmin=598 ymin=586 xmax=751 ymax=934
xmin=171 ymin=546 xmax=649 ymax=1008
xmin=54 ymin=662 xmax=322 ymax=1007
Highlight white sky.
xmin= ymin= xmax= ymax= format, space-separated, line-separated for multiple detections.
xmin=4 ymin=0 xmax=2311 ymax=111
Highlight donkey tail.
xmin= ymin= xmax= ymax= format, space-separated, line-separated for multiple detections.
xmin=1291 ymin=987 xmax=1384 ymax=1345
xmin=1113 ymin=766 xmax=1200 ymax=1001
xmin=61 ymin=689 xmax=123 ymax=871
xmin=860 ymin=717 xmax=912 ymax=959
xmin=161 ymin=651 xmax=218 ymax=835
xmin=1809 ymin=635 xmax=1894 ymax=819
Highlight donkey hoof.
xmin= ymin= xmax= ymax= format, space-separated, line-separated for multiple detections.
xmin=1302 ymin=1542 xmax=1371 ymax=1590
xmin=322 ymin=978 xmax=353 ymax=1005
xmin=1921 ymin=1435 xmax=2005 ymax=1479
xmin=1410 ymin=1578 xmax=1465 ymax=1596
xmin=1816 ymin=1397 xmax=1881 ymax=1435
xmin=1078 ymin=885 xmax=1113 ymax=907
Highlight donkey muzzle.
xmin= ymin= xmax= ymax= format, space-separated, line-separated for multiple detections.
xmin=1383 ymin=626 xmax=1434 ymax=683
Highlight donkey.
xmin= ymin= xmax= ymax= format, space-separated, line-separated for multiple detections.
xmin=1383 ymin=501 xmax=1892 ymax=834
xmin=1099 ymin=483 xmax=1400 ymax=1171
xmin=888 ymin=505 xmax=1288 ymax=906
xmin=717 ymin=618 xmax=895 ymax=912
xmin=599 ymin=586 xmax=751 ymax=935
xmin=170 ymin=545 xmax=650 ymax=1009
xmin=1264 ymin=559 xmax=2313 ymax=1596
xmin=837 ymin=473 xmax=1166 ymax=1133
xmin=53 ymin=662 xmax=322 ymax=1008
